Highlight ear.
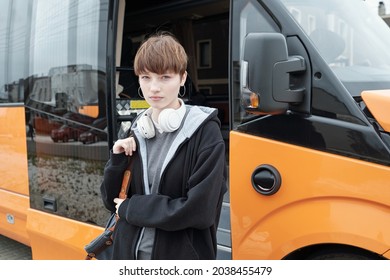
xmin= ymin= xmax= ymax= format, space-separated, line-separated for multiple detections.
xmin=180 ymin=71 xmax=187 ymax=86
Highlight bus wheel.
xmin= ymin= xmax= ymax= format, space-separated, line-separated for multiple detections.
xmin=307 ymin=246 xmax=384 ymax=260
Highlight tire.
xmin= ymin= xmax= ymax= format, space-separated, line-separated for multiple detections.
xmin=306 ymin=246 xmax=384 ymax=260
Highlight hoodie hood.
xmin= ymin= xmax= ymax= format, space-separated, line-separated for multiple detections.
xmin=132 ymin=104 xmax=219 ymax=194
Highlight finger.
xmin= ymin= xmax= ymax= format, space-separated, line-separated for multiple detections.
xmin=125 ymin=138 xmax=135 ymax=156
xmin=130 ymin=138 xmax=137 ymax=151
xmin=123 ymin=140 xmax=131 ymax=156
xmin=128 ymin=138 xmax=136 ymax=156
xmin=125 ymin=141 xmax=131 ymax=156
xmin=113 ymin=140 xmax=125 ymax=154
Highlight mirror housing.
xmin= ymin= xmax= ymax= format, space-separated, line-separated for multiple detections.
xmin=241 ymin=33 xmax=306 ymax=114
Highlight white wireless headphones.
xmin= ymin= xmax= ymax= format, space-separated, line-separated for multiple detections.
xmin=137 ymin=99 xmax=186 ymax=139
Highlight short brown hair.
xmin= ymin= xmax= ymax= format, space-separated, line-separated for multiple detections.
xmin=134 ymin=32 xmax=188 ymax=76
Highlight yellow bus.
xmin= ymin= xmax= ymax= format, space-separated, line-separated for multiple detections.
xmin=1 ymin=0 xmax=389 ymax=260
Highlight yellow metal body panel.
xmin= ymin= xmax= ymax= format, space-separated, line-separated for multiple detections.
xmin=0 ymin=106 xmax=29 ymax=195
xmin=361 ymin=90 xmax=390 ymax=132
xmin=0 ymin=106 xmax=30 ymax=245
xmin=0 ymin=189 xmax=30 ymax=246
xmin=230 ymin=131 xmax=390 ymax=259
xmin=26 ymin=209 xmax=103 ymax=260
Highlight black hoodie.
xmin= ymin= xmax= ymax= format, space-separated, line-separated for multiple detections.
xmin=100 ymin=105 xmax=227 ymax=259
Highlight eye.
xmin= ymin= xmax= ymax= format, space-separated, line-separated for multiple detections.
xmin=161 ymin=75 xmax=171 ymax=80
xmin=140 ymin=75 xmax=150 ymax=80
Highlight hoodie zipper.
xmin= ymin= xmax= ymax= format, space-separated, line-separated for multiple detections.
xmin=132 ymin=135 xmax=147 ymax=259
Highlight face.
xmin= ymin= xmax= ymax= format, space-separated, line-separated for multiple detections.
xmin=139 ymin=70 xmax=186 ymax=115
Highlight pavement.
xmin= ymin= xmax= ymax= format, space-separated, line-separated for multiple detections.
xmin=0 ymin=235 xmax=32 ymax=260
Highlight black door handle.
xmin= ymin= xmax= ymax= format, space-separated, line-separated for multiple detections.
xmin=251 ymin=164 xmax=281 ymax=195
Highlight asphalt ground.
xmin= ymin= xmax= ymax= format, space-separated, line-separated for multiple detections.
xmin=0 ymin=235 xmax=32 ymax=260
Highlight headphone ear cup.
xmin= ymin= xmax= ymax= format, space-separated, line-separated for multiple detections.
xmin=158 ymin=99 xmax=186 ymax=132
xmin=137 ymin=114 xmax=155 ymax=139
xmin=158 ymin=108 xmax=181 ymax=132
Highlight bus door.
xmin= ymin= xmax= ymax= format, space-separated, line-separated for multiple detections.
xmin=111 ymin=0 xmax=232 ymax=259
xmin=229 ymin=0 xmax=390 ymax=260
xmin=23 ymin=0 xmax=111 ymax=259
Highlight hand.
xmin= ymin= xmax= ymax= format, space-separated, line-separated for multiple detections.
xmin=114 ymin=198 xmax=125 ymax=215
xmin=113 ymin=137 xmax=137 ymax=156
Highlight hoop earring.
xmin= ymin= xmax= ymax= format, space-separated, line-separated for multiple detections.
xmin=138 ymin=87 xmax=144 ymax=99
xmin=179 ymin=85 xmax=186 ymax=98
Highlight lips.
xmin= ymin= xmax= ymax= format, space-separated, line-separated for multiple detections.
xmin=148 ymin=96 xmax=163 ymax=101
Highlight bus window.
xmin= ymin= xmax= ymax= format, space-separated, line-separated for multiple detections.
xmin=26 ymin=0 xmax=110 ymax=227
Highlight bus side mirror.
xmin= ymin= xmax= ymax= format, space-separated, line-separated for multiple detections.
xmin=241 ymin=33 xmax=306 ymax=114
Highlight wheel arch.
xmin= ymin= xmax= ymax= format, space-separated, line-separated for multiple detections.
xmin=283 ymin=243 xmax=386 ymax=259
xmin=232 ymin=197 xmax=390 ymax=259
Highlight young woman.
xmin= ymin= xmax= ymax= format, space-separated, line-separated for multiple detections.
xmin=100 ymin=33 xmax=227 ymax=260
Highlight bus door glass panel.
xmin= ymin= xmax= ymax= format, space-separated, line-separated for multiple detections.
xmin=27 ymin=0 xmax=110 ymax=227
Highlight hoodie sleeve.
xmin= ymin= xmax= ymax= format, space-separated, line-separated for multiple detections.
xmin=118 ymin=119 xmax=227 ymax=231
xmin=100 ymin=151 xmax=130 ymax=212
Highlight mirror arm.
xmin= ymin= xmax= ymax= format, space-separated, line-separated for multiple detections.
xmin=273 ymin=56 xmax=306 ymax=103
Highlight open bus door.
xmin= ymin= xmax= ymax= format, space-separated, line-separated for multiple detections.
xmin=108 ymin=0 xmax=232 ymax=260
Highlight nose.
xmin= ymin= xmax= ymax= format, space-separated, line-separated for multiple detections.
xmin=150 ymin=79 xmax=161 ymax=92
